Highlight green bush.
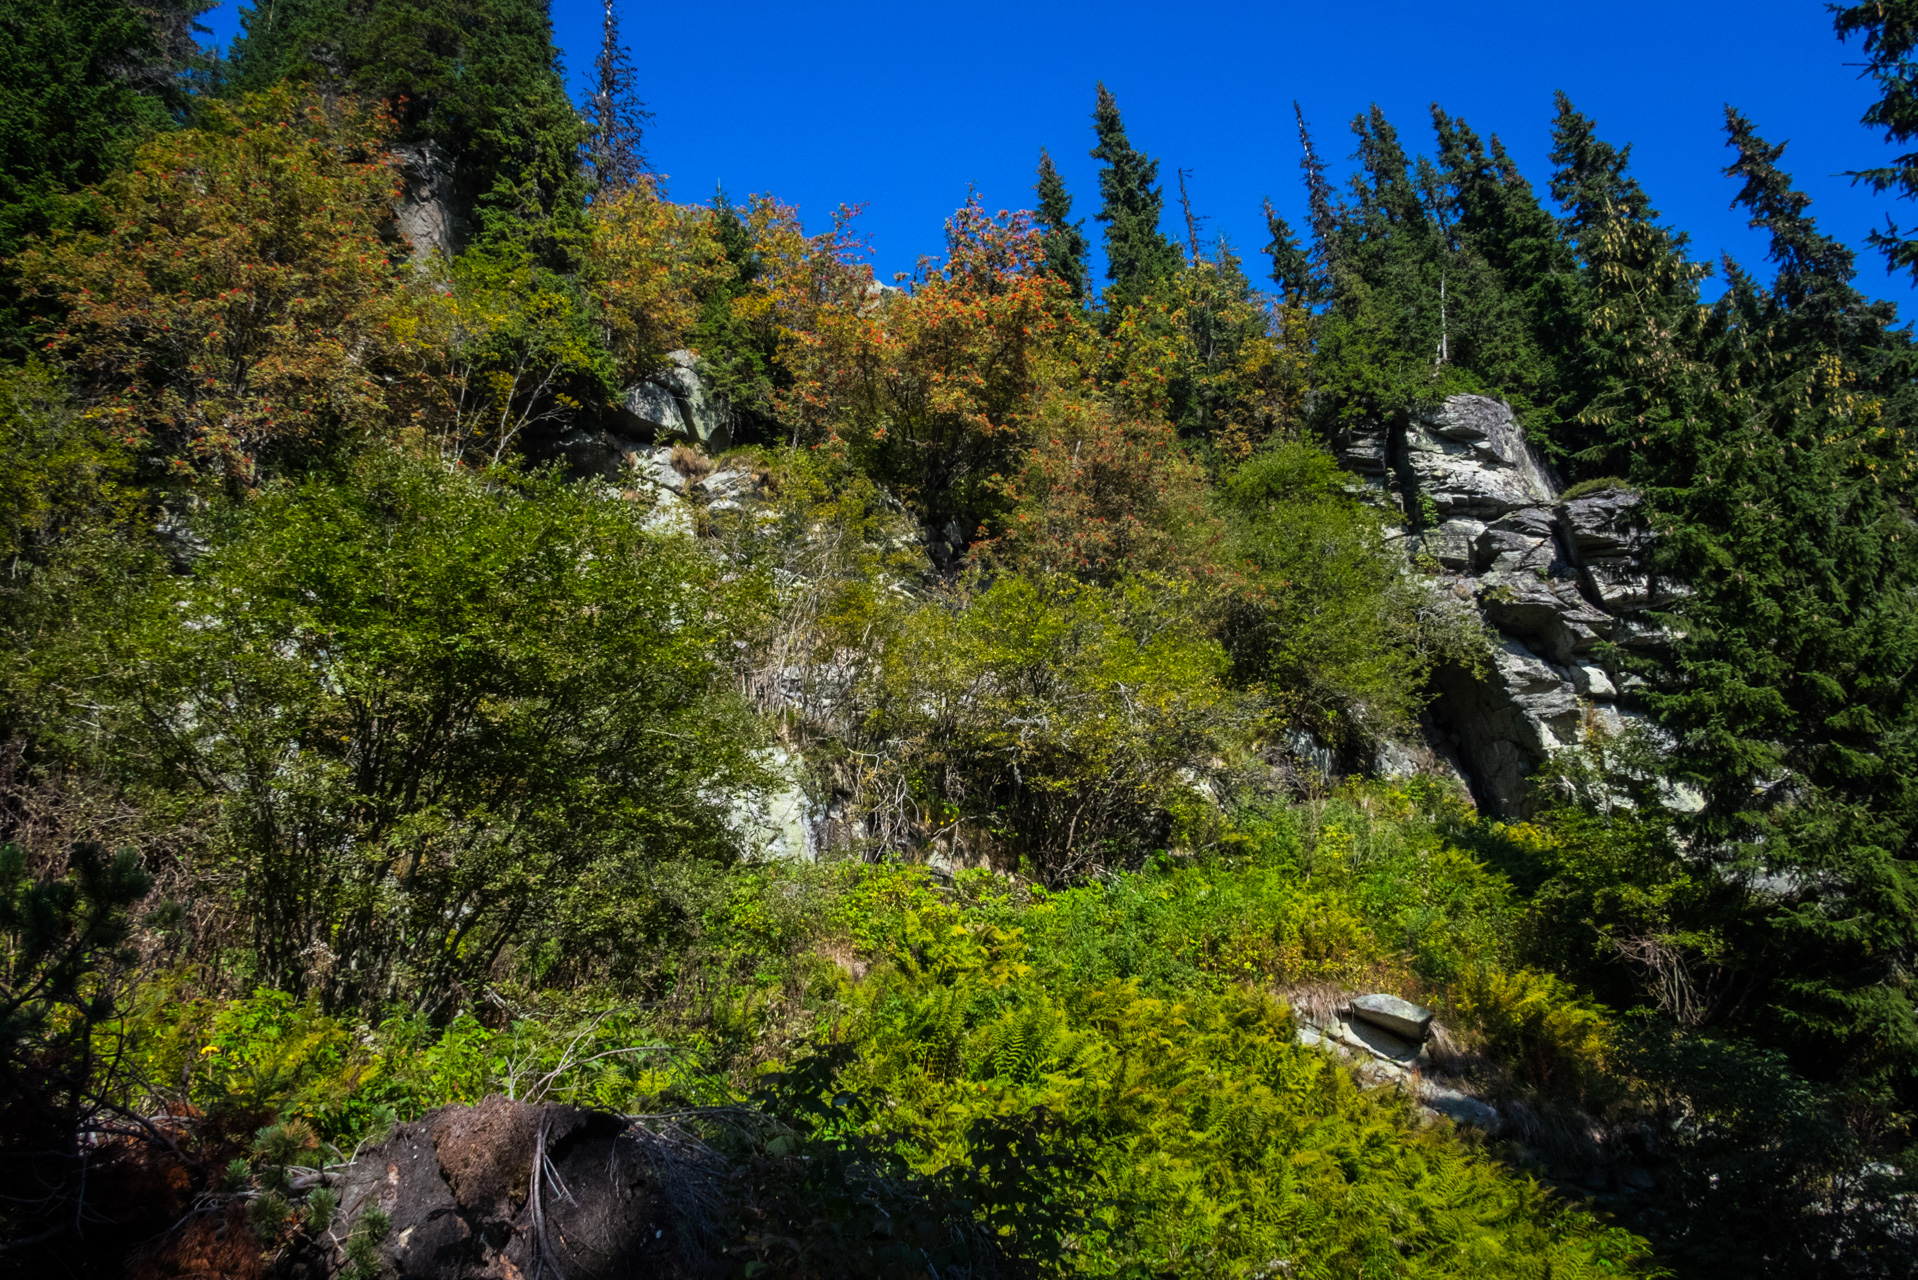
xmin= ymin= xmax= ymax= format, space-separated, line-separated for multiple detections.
xmin=867 ymin=569 xmax=1248 ymax=881
xmin=90 ymin=455 xmax=767 ymax=1015
xmin=1219 ymin=440 xmax=1487 ymax=743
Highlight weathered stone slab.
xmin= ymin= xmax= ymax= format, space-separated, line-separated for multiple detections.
xmin=1349 ymin=993 xmax=1435 ymax=1043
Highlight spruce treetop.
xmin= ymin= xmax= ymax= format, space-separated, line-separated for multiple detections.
xmin=1034 ymin=148 xmax=1091 ymax=302
xmin=1089 ymin=82 xmax=1181 ymax=311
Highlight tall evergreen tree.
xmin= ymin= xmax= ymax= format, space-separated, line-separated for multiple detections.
xmin=1307 ymin=105 xmax=1460 ymax=432
xmin=1261 ymin=198 xmax=1317 ymax=304
xmin=1625 ymin=109 xmax=1918 ymax=1095
xmin=226 ymin=0 xmax=587 ymax=253
xmin=1427 ymin=107 xmax=1580 ymax=443
xmin=1547 ymin=92 xmax=1709 ymax=475
xmin=1033 ymin=148 xmax=1090 ymax=302
xmin=1295 ymin=102 xmax=1338 ymax=258
xmin=583 ymin=0 xmax=649 ymax=195
xmin=1089 ymin=82 xmax=1180 ymax=313
xmin=1832 ymin=0 xmax=1918 ymax=281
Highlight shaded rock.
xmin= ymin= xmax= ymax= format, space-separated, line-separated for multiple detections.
xmin=392 ymin=142 xmax=459 ymax=264
xmin=1421 ymin=1085 xmax=1501 ymax=1133
xmin=1339 ymin=1016 xmax=1422 ymax=1065
xmin=1432 ymin=639 xmax=1580 ymax=813
xmin=1350 ymin=993 xmax=1435 ymax=1043
xmin=296 ymin=1095 xmax=682 ymax=1280
xmin=618 ymin=351 xmax=730 ymax=452
xmin=1478 ymin=575 xmax=1610 ymax=665
xmin=1332 ymin=420 xmax=1393 ymax=487
xmin=1561 ymin=487 xmax=1661 ymax=612
xmin=1430 ymin=518 xmax=1485 ymax=571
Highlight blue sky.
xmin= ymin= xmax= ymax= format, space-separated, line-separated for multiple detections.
xmin=200 ymin=0 xmax=1917 ymax=316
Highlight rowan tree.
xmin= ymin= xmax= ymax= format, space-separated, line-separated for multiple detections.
xmin=840 ymin=196 xmax=1075 ymax=530
xmin=16 ymin=89 xmax=408 ymax=482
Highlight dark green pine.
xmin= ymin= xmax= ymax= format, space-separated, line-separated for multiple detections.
xmin=1089 ymin=82 xmax=1182 ymax=314
xmin=1034 ymin=148 xmax=1091 ymax=303
xmin=227 ymin=0 xmax=588 ymax=257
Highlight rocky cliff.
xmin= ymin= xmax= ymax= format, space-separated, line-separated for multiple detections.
xmin=1337 ymin=395 xmax=1672 ymax=814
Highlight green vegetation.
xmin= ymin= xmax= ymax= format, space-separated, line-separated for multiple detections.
xmin=0 ymin=3 xmax=1915 ymax=1277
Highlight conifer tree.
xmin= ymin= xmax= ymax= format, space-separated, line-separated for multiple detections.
xmin=226 ymin=0 xmax=587 ymax=253
xmin=1626 ymin=110 xmax=1918 ymax=1094
xmin=1261 ymin=199 xmax=1317 ymax=304
xmin=1089 ymin=82 xmax=1180 ymax=313
xmin=1547 ymin=92 xmax=1709 ymax=474
xmin=1295 ymin=102 xmax=1339 ymax=257
xmin=1033 ymin=148 xmax=1090 ymax=302
xmin=584 ymin=0 xmax=650 ymax=195
xmin=0 ymin=0 xmax=212 ymax=354
xmin=1832 ymin=0 xmax=1918 ymax=280
xmin=1307 ymin=105 xmax=1457 ymax=429
xmin=1427 ymin=107 xmax=1580 ymax=443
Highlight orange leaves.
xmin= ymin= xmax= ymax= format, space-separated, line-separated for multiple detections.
xmin=16 ymin=87 xmax=406 ymax=481
xmin=980 ymin=394 xmax=1226 ymax=585
xmin=583 ymin=181 xmax=730 ymax=379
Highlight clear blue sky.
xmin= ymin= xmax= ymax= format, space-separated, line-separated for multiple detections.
xmin=199 ymin=0 xmax=1917 ymax=317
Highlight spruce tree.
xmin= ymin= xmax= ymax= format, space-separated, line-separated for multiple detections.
xmin=584 ymin=0 xmax=650 ymax=195
xmin=227 ymin=0 xmax=587 ymax=254
xmin=1034 ymin=148 xmax=1091 ymax=302
xmin=1308 ymin=105 xmax=1458 ymax=430
xmin=1832 ymin=0 xmax=1918 ymax=281
xmin=1427 ymin=107 xmax=1580 ymax=444
xmin=1547 ymin=92 xmax=1709 ymax=475
xmin=0 ymin=0 xmax=211 ymax=354
xmin=1261 ymin=199 xmax=1317 ymax=304
xmin=1627 ymin=110 xmax=1918 ymax=1095
xmin=1089 ymin=82 xmax=1180 ymax=313
xmin=1295 ymin=102 xmax=1339 ymax=257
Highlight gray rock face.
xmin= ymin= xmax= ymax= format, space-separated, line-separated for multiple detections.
xmin=1334 ymin=395 xmax=1672 ymax=814
xmin=732 ymin=746 xmax=816 ymax=863
xmin=1403 ymin=396 xmax=1557 ymax=521
xmin=1562 ymin=487 xmax=1660 ymax=610
xmin=619 ymin=350 xmax=730 ymax=451
xmin=392 ymin=142 xmax=459 ymax=264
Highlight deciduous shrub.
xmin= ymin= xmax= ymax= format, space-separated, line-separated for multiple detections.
xmin=92 ymin=456 xmax=765 ymax=1014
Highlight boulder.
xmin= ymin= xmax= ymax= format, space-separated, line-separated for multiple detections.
xmin=1349 ymin=993 xmax=1435 ymax=1043
xmin=297 ymin=1095 xmax=684 ymax=1279
xmin=1402 ymin=396 xmax=1557 ymax=521
xmin=1421 ymin=1084 xmax=1501 ymax=1132
xmin=1571 ymin=664 xmax=1617 ymax=700
xmin=618 ymin=351 xmax=730 ymax=452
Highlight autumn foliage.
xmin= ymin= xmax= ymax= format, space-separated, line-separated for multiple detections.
xmin=17 ymin=89 xmax=407 ymax=480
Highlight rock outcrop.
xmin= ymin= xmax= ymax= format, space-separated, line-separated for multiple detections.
xmin=618 ymin=350 xmax=731 ymax=453
xmin=1336 ymin=395 xmax=1664 ymax=813
xmin=392 ymin=142 xmax=460 ymax=264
